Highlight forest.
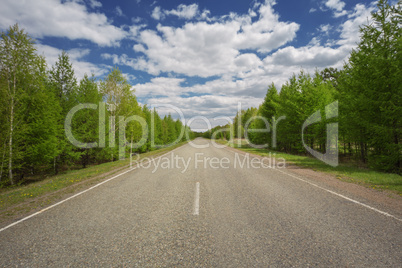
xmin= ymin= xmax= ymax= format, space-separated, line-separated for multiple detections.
xmin=0 ymin=25 xmax=194 ymax=186
xmin=204 ymin=0 xmax=401 ymax=174
xmin=0 ymin=0 xmax=400 ymax=189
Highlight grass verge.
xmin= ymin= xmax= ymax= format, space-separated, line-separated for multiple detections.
xmin=217 ymin=139 xmax=402 ymax=196
xmin=0 ymin=141 xmax=189 ymax=224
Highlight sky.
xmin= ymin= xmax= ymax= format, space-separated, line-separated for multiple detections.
xmin=0 ymin=0 xmax=381 ymax=130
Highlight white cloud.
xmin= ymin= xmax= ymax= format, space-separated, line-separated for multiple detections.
xmin=309 ymin=8 xmax=317 ymax=13
xmin=152 ymin=4 xmax=202 ymax=20
xmin=128 ymin=24 xmax=147 ymax=39
xmin=36 ymin=44 xmax=109 ymax=80
xmin=132 ymin=17 xmax=143 ymax=23
xmin=122 ymin=1 xmax=299 ymax=77
xmin=0 ymin=0 xmax=126 ymax=46
xmin=200 ymin=10 xmax=212 ymax=20
xmin=87 ymin=0 xmax=102 ymax=9
xmin=101 ymin=1 xmax=374 ymax=130
xmin=166 ymin=4 xmax=200 ymax=20
xmin=264 ymin=45 xmax=349 ymax=69
xmin=333 ymin=10 xmax=348 ymax=17
xmin=319 ymin=24 xmax=332 ymax=35
xmin=123 ymin=73 xmax=136 ymax=83
xmin=19 ymin=0 xmax=373 ymax=130
xmin=151 ymin=6 xmax=164 ymax=20
xmin=129 ymin=1 xmax=377 ymax=130
xmin=337 ymin=3 xmax=375 ymax=47
xmin=260 ymin=3 xmax=375 ymax=73
xmin=115 ymin=6 xmax=123 ymax=17
xmin=308 ymin=37 xmax=321 ymax=46
xmin=133 ymin=77 xmax=186 ymax=97
xmin=325 ymin=0 xmax=345 ymax=11
xmin=324 ymin=0 xmax=348 ymax=17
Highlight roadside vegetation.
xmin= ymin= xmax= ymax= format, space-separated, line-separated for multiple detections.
xmin=0 ymin=141 xmax=189 ymax=223
xmin=0 ymin=25 xmax=195 ymax=188
xmin=205 ymin=1 xmax=401 ymax=175
xmin=207 ymin=1 xmax=401 ymax=193
xmin=219 ymin=139 xmax=401 ymax=195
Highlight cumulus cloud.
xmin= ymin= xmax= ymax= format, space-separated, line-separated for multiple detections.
xmin=264 ymin=45 xmax=349 ymax=69
xmin=123 ymin=1 xmax=299 ymax=77
xmin=337 ymin=3 xmax=375 ymax=47
xmin=0 ymin=0 xmax=126 ymax=46
xmin=261 ymin=2 xmax=375 ymax=73
xmin=127 ymin=1 xmax=377 ymax=129
xmin=13 ymin=0 xmax=374 ymax=130
xmin=133 ymin=77 xmax=187 ymax=97
xmin=324 ymin=0 xmax=348 ymax=17
xmin=325 ymin=0 xmax=345 ymax=11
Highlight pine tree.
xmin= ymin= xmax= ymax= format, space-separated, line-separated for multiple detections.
xmin=73 ymin=74 xmax=102 ymax=168
xmin=49 ymin=51 xmax=78 ymax=173
xmin=339 ymin=0 xmax=401 ymax=172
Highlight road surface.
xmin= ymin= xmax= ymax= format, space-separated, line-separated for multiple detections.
xmin=0 ymin=138 xmax=401 ymax=266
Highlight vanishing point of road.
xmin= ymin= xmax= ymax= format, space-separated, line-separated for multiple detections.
xmin=0 ymin=138 xmax=401 ymax=266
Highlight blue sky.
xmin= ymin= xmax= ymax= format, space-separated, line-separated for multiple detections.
xmin=0 ymin=0 xmax=379 ymax=130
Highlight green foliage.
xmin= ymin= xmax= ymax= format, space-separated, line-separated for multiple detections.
xmin=0 ymin=25 xmax=194 ymax=187
xmin=0 ymin=24 xmax=59 ymax=184
xmin=339 ymin=0 xmax=401 ymax=172
xmin=72 ymin=74 xmax=103 ymax=167
xmin=203 ymin=124 xmax=232 ymax=140
xmin=49 ymin=50 xmax=79 ymax=173
xmin=206 ymin=1 xmax=401 ymax=175
xmin=207 ymin=0 xmax=401 ymax=174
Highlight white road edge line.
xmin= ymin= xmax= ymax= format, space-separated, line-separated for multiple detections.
xmin=0 ymin=144 xmax=187 ymax=233
xmin=275 ymin=168 xmax=402 ymax=222
xmin=224 ymin=147 xmax=402 ymax=222
xmin=194 ymin=182 xmax=200 ymax=216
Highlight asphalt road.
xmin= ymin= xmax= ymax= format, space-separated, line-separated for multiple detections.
xmin=0 ymin=138 xmax=401 ymax=266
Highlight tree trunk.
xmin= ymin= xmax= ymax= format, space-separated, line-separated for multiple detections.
xmin=360 ymin=142 xmax=366 ymax=164
xmin=393 ymin=127 xmax=400 ymax=171
xmin=0 ymin=138 xmax=7 ymax=182
xmin=130 ymin=135 xmax=133 ymax=168
xmin=82 ymin=150 xmax=87 ymax=169
xmin=0 ymin=139 xmax=7 ymax=182
xmin=8 ymin=72 xmax=16 ymax=185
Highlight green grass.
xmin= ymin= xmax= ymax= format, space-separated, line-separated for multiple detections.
xmin=218 ymin=139 xmax=402 ymax=195
xmin=0 ymin=141 xmax=189 ymax=213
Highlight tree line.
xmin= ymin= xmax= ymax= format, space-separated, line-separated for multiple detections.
xmin=0 ymin=24 xmax=194 ymax=186
xmin=207 ymin=0 xmax=401 ymax=174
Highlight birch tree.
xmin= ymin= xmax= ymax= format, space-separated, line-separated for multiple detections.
xmin=0 ymin=24 xmax=38 ymax=184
